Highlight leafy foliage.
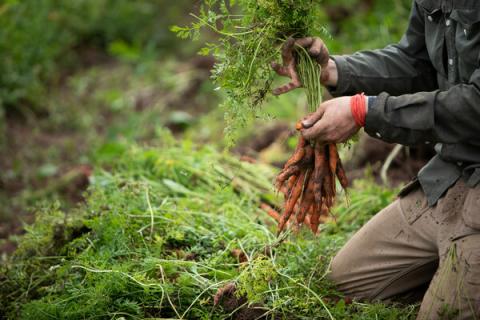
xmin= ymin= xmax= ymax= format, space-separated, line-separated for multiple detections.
xmin=0 ymin=0 xmax=191 ymax=111
xmin=1 ymin=141 xmax=415 ymax=319
xmin=173 ymin=0 xmax=326 ymax=143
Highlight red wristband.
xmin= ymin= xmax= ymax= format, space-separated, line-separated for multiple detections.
xmin=350 ymin=93 xmax=367 ymax=127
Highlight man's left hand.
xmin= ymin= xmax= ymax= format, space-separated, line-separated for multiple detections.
xmin=301 ymin=96 xmax=360 ymax=143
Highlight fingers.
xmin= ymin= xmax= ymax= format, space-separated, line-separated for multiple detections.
xmin=302 ymin=119 xmax=328 ymax=141
xmin=302 ymin=104 xmax=326 ymax=128
xmin=272 ymin=37 xmax=329 ymax=96
xmin=272 ymin=80 xmax=301 ymax=95
xmin=309 ymin=39 xmax=329 ymax=67
xmin=271 ymin=62 xmax=289 ymax=76
xmin=296 ymin=37 xmax=329 ymax=67
xmin=281 ymin=37 xmax=296 ymax=63
xmin=295 ymin=37 xmax=315 ymax=48
xmin=273 ymin=37 xmax=301 ymax=95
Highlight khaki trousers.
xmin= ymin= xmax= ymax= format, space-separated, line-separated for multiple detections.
xmin=329 ymin=179 xmax=480 ymax=319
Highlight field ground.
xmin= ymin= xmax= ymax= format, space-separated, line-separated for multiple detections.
xmin=0 ymin=56 xmax=430 ymax=319
xmin=0 ymin=0 xmax=433 ymax=318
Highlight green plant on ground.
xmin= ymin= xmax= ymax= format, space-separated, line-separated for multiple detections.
xmin=1 ymin=139 xmax=416 ymax=319
xmin=0 ymin=0 xmax=193 ymax=112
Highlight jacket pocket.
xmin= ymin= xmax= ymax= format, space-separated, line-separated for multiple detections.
xmin=416 ymin=1 xmax=446 ymax=77
xmin=451 ymin=8 xmax=480 ymax=79
xmin=416 ymin=0 xmax=440 ymax=14
xmin=463 ymin=186 xmax=480 ymax=230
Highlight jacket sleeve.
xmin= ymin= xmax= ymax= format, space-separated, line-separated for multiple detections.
xmin=330 ymin=1 xmax=480 ymax=147
xmin=365 ymin=71 xmax=480 ymax=146
xmin=329 ymin=1 xmax=438 ymax=97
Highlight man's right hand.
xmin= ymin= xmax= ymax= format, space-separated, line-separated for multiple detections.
xmin=271 ymin=37 xmax=337 ymax=96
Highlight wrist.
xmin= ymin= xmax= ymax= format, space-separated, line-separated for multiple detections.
xmin=350 ymin=93 xmax=367 ymax=127
xmin=321 ymin=58 xmax=338 ymax=87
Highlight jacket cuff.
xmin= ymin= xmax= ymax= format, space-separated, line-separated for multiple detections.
xmin=364 ymin=92 xmax=391 ymax=141
xmin=327 ymin=55 xmax=353 ymax=97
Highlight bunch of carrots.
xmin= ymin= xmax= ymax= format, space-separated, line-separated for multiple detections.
xmin=260 ymin=39 xmax=349 ymax=235
xmin=273 ymin=126 xmax=348 ymax=234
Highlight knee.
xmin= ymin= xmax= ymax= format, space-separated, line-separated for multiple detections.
xmin=327 ymin=249 xmax=368 ymax=298
xmin=328 ymin=248 xmax=383 ymax=301
xmin=454 ymin=234 xmax=480 ymax=284
xmin=328 ymin=251 xmax=346 ymax=285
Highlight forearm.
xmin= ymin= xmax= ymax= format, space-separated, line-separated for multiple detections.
xmin=326 ymin=2 xmax=438 ymax=97
xmin=328 ymin=47 xmax=438 ymax=97
xmin=321 ymin=58 xmax=338 ymax=87
xmin=365 ymin=83 xmax=480 ymax=146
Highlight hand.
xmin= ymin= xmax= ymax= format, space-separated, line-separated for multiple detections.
xmin=301 ymin=96 xmax=360 ymax=143
xmin=271 ymin=37 xmax=335 ymax=95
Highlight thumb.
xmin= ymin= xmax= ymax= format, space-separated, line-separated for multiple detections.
xmin=302 ymin=104 xmax=326 ymax=128
xmin=301 ymin=119 xmax=328 ymax=141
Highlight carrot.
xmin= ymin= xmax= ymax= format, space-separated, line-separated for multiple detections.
xmin=260 ymin=203 xmax=281 ymax=223
xmin=272 ymin=122 xmax=349 ymax=235
xmin=296 ymin=178 xmax=314 ymax=225
xmin=295 ymin=121 xmax=304 ymax=131
xmin=299 ymin=144 xmax=314 ymax=166
xmin=286 ymin=175 xmax=298 ymax=194
xmin=283 ymin=136 xmax=306 ymax=168
xmin=328 ymin=144 xmax=338 ymax=174
xmin=278 ymin=171 xmax=305 ymax=233
xmin=276 ymin=165 xmax=300 ymax=189
xmin=323 ymin=171 xmax=335 ymax=208
xmin=296 ymin=204 xmax=308 ymax=226
xmin=313 ymin=143 xmax=327 ymax=203
xmin=303 ymin=205 xmax=313 ymax=228
xmin=309 ymin=206 xmax=320 ymax=234
xmin=317 ymin=205 xmax=330 ymax=232
xmin=336 ymin=158 xmax=349 ymax=190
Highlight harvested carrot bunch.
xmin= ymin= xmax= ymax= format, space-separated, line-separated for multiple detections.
xmin=262 ymin=39 xmax=349 ymax=235
xmin=274 ymin=123 xmax=348 ymax=235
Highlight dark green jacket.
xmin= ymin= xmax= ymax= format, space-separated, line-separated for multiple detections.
xmin=330 ymin=0 xmax=480 ymax=205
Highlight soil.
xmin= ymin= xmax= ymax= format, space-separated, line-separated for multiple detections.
xmin=214 ymin=283 xmax=282 ymax=320
xmin=0 ymin=113 xmax=93 ymax=254
xmin=0 ymin=56 xmax=216 ymax=256
xmin=233 ymin=123 xmax=291 ymax=157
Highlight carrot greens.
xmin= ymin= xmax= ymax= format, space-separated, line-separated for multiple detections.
xmin=172 ymin=0 xmax=325 ymax=142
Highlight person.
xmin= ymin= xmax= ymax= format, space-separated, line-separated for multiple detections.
xmin=272 ymin=1 xmax=480 ymax=319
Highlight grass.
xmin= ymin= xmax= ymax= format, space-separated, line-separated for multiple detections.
xmin=0 ymin=1 xmax=419 ymax=318
xmin=0 ymin=58 xmax=218 ymax=223
xmin=0 ymin=140 xmax=417 ymax=319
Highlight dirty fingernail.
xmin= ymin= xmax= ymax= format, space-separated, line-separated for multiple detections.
xmin=302 ymin=119 xmax=312 ymax=128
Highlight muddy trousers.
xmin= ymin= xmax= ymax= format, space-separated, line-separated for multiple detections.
xmin=329 ymin=180 xmax=480 ymax=319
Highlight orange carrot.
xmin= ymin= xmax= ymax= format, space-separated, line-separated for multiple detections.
xmin=261 ymin=203 xmax=281 ymax=223
xmin=328 ymin=144 xmax=338 ymax=174
xmin=295 ymin=121 xmax=304 ymax=131
xmin=336 ymin=158 xmax=349 ymax=190
xmin=278 ymin=171 xmax=305 ymax=233
xmin=296 ymin=178 xmax=315 ymax=225
xmin=323 ymin=171 xmax=335 ymax=208
xmin=313 ymin=143 xmax=327 ymax=203
xmin=310 ymin=207 xmax=320 ymax=234
xmin=272 ymin=121 xmax=349 ymax=235
xmin=300 ymin=144 xmax=314 ymax=166
xmin=283 ymin=136 xmax=306 ymax=168
xmin=303 ymin=205 xmax=313 ymax=229
xmin=276 ymin=165 xmax=300 ymax=189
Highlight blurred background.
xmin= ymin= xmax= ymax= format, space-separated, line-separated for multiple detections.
xmin=0 ymin=0 xmax=431 ymax=255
